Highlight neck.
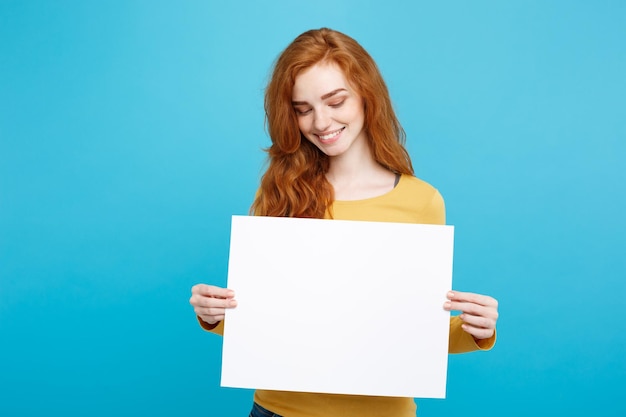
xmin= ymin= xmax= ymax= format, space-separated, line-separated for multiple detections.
xmin=326 ymin=139 xmax=397 ymax=201
xmin=326 ymin=138 xmax=378 ymax=182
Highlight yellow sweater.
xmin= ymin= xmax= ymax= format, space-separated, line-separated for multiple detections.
xmin=201 ymin=174 xmax=496 ymax=417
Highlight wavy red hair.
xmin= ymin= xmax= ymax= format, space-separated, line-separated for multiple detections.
xmin=251 ymin=28 xmax=414 ymax=218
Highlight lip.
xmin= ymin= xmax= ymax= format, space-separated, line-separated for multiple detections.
xmin=315 ymin=127 xmax=345 ymax=144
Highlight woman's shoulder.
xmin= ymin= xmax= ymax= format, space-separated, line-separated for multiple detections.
xmin=395 ymin=175 xmax=445 ymax=225
xmin=398 ymin=174 xmax=442 ymax=199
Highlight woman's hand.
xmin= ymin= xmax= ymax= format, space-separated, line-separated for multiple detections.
xmin=189 ymin=284 xmax=237 ymax=325
xmin=443 ymin=290 xmax=498 ymax=340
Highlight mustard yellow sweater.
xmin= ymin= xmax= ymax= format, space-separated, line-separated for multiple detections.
xmin=200 ymin=174 xmax=496 ymax=417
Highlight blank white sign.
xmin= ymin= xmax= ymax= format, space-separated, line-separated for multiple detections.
xmin=221 ymin=215 xmax=454 ymax=398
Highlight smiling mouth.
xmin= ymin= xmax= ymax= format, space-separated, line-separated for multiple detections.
xmin=317 ymin=127 xmax=345 ymax=141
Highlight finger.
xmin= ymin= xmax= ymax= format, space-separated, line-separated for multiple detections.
xmin=190 ymin=294 xmax=238 ymax=309
xmin=446 ymin=291 xmax=498 ymax=308
xmin=194 ymin=306 xmax=231 ymax=318
xmin=458 ymin=312 xmax=497 ymax=330
xmin=460 ymin=323 xmax=495 ymax=340
xmin=444 ymin=300 xmax=498 ymax=319
xmin=191 ymin=284 xmax=235 ymax=299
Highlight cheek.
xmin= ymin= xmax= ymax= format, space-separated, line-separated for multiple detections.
xmin=297 ymin=116 xmax=311 ymax=135
xmin=340 ymin=102 xmax=365 ymax=125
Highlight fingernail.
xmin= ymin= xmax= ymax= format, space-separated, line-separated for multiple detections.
xmin=443 ymin=301 xmax=451 ymax=310
xmin=229 ymin=299 xmax=238 ymax=307
xmin=447 ymin=291 xmax=455 ymax=298
xmin=227 ymin=290 xmax=235 ymax=298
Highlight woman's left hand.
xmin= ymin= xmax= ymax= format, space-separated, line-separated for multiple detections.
xmin=443 ymin=290 xmax=498 ymax=340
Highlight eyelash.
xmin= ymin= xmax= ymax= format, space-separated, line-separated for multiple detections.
xmin=295 ymin=100 xmax=345 ymax=116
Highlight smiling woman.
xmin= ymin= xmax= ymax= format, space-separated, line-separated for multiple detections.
xmin=292 ymin=63 xmax=367 ymax=156
xmin=291 ymin=62 xmax=399 ymax=201
xmin=189 ymin=27 xmax=498 ymax=417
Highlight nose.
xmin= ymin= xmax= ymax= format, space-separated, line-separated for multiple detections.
xmin=313 ymin=107 xmax=331 ymax=132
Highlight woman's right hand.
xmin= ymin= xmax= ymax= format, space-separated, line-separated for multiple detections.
xmin=189 ymin=284 xmax=237 ymax=325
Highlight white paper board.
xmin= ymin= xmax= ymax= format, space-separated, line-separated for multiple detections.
xmin=221 ymin=215 xmax=454 ymax=398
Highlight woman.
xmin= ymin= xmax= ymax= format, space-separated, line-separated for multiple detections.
xmin=190 ymin=28 xmax=498 ymax=417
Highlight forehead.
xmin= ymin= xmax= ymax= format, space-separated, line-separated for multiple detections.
xmin=292 ymin=62 xmax=350 ymax=100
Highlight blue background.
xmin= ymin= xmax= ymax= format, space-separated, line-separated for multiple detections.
xmin=1 ymin=1 xmax=624 ymax=416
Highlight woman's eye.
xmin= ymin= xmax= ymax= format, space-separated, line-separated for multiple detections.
xmin=329 ymin=100 xmax=345 ymax=108
xmin=295 ymin=108 xmax=312 ymax=115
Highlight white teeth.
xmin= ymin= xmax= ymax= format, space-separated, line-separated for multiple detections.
xmin=319 ymin=128 xmax=343 ymax=140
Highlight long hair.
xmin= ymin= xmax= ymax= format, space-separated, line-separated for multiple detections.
xmin=251 ymin=28 xmax=414 ymax=218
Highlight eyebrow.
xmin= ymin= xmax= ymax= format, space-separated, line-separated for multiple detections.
xmin=292 ymin=88 xmax=348 ymax=106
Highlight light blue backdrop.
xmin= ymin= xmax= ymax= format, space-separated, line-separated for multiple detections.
xmin=1 ymin=1 xmax=624 ymax=416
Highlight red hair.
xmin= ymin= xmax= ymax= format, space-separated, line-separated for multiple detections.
xmin=251 ymin=28 xmax=414 ymax=218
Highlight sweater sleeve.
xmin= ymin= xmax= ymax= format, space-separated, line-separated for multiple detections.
xmin=431 ymin=187 xmax=496 ymax=353
xmin=197 ymin=317 xmax=225 ymax=336
xmin=448 ymin=316 xmax=496 ymax=353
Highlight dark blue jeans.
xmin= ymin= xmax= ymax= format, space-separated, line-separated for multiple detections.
xmin=248 ymin=402 xmax=283 ymax=417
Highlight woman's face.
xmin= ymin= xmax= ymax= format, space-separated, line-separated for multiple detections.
xmin=292 ymin=62 xmax=367 ymax=158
